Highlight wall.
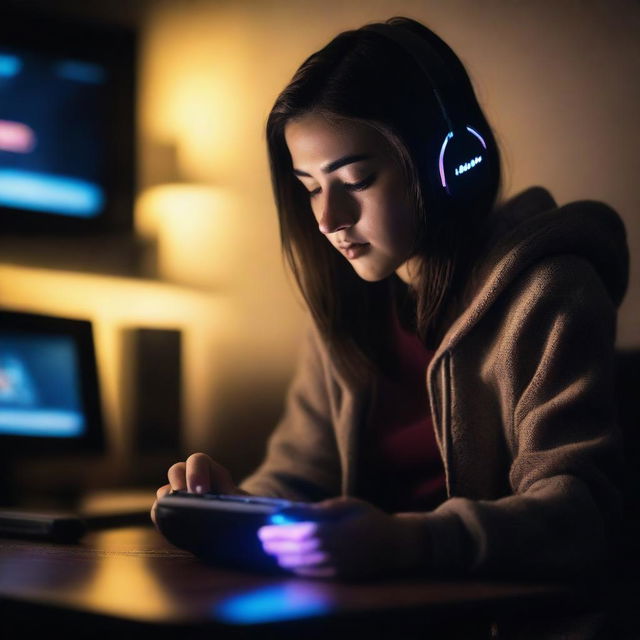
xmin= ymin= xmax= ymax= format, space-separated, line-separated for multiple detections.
xmin=2 ymin=0 xmax=638 ymax=489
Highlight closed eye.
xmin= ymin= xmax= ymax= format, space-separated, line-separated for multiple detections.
xmin=308 ymin=173 xmax=377 ymax=199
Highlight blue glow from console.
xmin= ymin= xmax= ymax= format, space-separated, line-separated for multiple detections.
xmin=55 ymin=60 xmax=106 ymax=85
xmin=0 ymin=169 xmax=104 ymax=217
xmin=269 ymin=513 xmax=302 ymax=525
xmin=0 ymin=54 xmax=22 ymax=78
xmin=215 ymin=584 xmax=332 ymax=625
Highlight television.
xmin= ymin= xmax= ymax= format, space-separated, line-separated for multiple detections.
xmin=0 ymin=309 xmax=105 ymax=506
xmin=0 ymin=8 xmax=136 ymax=235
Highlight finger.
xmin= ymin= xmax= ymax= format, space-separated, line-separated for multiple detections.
xmin=276 ymin=551 xmax=330 ymax=568
xmin=185 ymin=452 xmax=213 ymax=493
xmin=156 ymin=483 xmax=172 ymax=500
xmin=261 ymin=537 xmax=321 ymax=555
xmin=186 ymin=452 xmax=238 ymax=494
xmin=167 ymin=462 xmax=187 ymax=491
xmin=258 ymin=521 xmax=319 ymax=541
xmin=151 ymin=484 xmax=173 ymax=527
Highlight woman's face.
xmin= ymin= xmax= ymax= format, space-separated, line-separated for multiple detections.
xmin=284 ymin=112 xmax=419 ymax=284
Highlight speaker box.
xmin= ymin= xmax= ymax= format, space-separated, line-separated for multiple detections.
xmin=121 ymin=327 xmax=183 ymax=485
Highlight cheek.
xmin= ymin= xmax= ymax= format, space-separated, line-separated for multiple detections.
xmin=365 ymin=177 xmax=415 ymax=249
xmin=375 ymin=201 xmax=415 ymax=252
xmin=305 ymin=196 xmax=318 ymax=221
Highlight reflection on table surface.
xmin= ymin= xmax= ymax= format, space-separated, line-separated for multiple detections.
xmin=0 ymin=525 xmax=590 ymax=629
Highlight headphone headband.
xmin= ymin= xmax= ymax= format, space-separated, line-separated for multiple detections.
xmin=364 ymin=21 xmax=491 ymax=200
xmin=365 ymin=23 xmax=454 ymax=131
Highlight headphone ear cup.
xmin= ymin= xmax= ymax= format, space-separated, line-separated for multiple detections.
xmin=366 ymin=23 xmax=494 ymax=202
xmin=439 ymin=127 xmax=490 ymax=199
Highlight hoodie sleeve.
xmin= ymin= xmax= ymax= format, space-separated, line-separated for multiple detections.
xmin=238 ymin=321 xmax=342 ymax=502
xmin=397 ymin=254 xmax=625 ymax=579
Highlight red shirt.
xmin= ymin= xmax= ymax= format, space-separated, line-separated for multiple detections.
xmin=359 ymin=307 xmax=447 ymax=513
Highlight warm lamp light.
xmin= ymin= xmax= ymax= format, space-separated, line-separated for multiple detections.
xmin=136 ymin=182 xmax=240 ymax=290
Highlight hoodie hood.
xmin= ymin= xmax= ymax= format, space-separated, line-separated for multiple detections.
xmin=440 ymin=185 xmax=629 ymax=352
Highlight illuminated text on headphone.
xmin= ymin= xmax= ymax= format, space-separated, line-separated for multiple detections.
xmin=455 ymin=155 xmax=483 ymax=176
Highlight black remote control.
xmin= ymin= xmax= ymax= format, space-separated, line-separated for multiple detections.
xmin=154 ymin=490 xmax=336 ymax=573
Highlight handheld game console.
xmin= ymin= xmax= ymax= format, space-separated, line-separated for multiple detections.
xmin=154 ymin=490 xmax=333 ymax=573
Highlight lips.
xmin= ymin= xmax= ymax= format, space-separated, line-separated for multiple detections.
xmin=338 ymin=242 xmax=370 ymax=260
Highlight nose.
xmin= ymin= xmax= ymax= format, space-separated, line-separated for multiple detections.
xmin=316 ymin=188 xmax=357 ymax=235
xmin=318 ymin=215 xmax=351 ymax=235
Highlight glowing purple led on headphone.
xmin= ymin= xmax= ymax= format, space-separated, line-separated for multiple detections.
xmin=466 ymin=126 xmax=487 ymax=149
xmin=438 ymin=132 xmax=453 ymax=190
xmin=438 ymin=126 xmax=487 ymax=194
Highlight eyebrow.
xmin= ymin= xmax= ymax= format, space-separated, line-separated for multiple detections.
xmin=292 ymin=153 xmax=374 ymax=177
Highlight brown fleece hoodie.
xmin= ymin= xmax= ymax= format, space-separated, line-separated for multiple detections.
xmin=239 ymin=185 xmax=630 ymax=582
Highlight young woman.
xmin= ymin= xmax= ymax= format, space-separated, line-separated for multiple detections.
xmin=151 ymin=16 xmax=629 ymax=587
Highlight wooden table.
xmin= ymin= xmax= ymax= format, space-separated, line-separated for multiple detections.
xmin=0 ymin=525 xmax=612 ymax=639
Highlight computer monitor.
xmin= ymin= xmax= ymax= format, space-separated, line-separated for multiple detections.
xmin=0 ymin=8 xmax=136 ymax=234
xmin=0 ymin=309 xmax=105 ymax=506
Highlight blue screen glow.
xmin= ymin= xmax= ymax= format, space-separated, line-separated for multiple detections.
xmin=0 ymin=46 xmax=108 ymax=219
xmin=0 ymin=169 xmax=104 ymax=217
xmin=55 ymin=60 xmax=106 ymax=84
xmin=269 ymin=513 xmax=303 ymax=525
xmin=0 ymin=333 xmax=86 ymax=438
xmin=0 ymin=54 xmax=22 ymax=78
xmin=215 ymin=584 xmax=332 ymax=625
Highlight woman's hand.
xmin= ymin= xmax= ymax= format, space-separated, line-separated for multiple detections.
xmin=150 ymin=452 xmax=251 ymax=527
xmin=257 ymin=496 xmax=428 ymax=579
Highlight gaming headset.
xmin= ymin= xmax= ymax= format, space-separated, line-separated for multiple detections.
xmin=364 ymin=22 xmax=491 ymax=202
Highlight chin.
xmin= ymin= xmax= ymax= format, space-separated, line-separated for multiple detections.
xmin=351 ymin=264 xmax=395 ymax=283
